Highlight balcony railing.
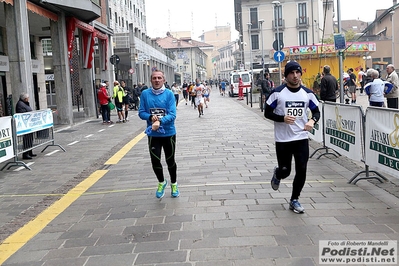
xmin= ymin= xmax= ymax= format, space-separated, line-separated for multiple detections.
xmin=296 ymin=17 xmax=309 ymax=29
xmin=272 ymin=19 xmax=285 ymax=31
xmin=91 ymin=0 xmax=100 ymax=6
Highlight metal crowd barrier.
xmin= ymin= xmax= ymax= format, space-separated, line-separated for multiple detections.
xmin=0 ymin=109 xmax=65 ymax=171
xmin=308 ymin=102 xmax=397 ymax=184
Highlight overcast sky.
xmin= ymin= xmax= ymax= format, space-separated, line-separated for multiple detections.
xmin=145 ymin=0 xmax=395 ymax=39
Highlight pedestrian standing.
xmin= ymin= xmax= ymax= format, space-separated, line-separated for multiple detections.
xmin=358 ymin=68 xmax=365 ymax=95
xmin=121 ymin=80 xmax=132 ymax=121
xmin=264 ymin=61 xmax=320 ymax=214
xmin=171 ymin=82 xmax=181 ymax=107
xmin=113 ymin=81 xmax=125 ymax=123
xmin=385 ymin=64 xmax=399 ymax=109
xmin=238 ymin=77 xmax=244 ymax=100
xmin=220 ymin=80 xmax=226 ymax=96
xmin=347 ymin=68 xmax=357 ymax=104
xmin=138 ymin=70 xmax=179 ymax=198
xmin=364 ymin=69 xmax=388 ymax=107
xmin=132 ymin=84 xmax=142 ymax=110
xmin=97 ymin=83 xmax=112 ymax=124
xmin=320 ymin=65 xmax=338 ymax=102
xmin=16 ymin=93 xmax=37 ymax=159
xmin=182 ymin=80 xmax=189 ymax=105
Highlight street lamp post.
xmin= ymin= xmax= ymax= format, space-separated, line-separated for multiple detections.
xmin=272 ymin=0 xmax=282 ymax=85
xmin=241 ymin=41 xmax=245 ymax=70
xmin=259 ymin=19 xmax=265 ymax=111
xmin=247 ymin=22 xmax=253 ymax=107
xmin=259 ymin=19 xmax=265 ymax=80
xmin=247 ymin=22 xmax=253 ymax=71
xmin=391 ymin=11 xmax=395 ymax=66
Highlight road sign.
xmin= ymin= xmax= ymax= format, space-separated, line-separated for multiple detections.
xmin=110 ymin=54 xmax=120 ymax=65
xmin=273 ymin=51 xmax=285 ymax=63
xmin=138 ymin=53 xmax=150 ymax=61
xmin=272 ymin=40 xmax=284 ymax=51
xmin=129 ymin=68 xmax=134 ymax=74
xmin=334 ymin=34 xmax=346 ymax=50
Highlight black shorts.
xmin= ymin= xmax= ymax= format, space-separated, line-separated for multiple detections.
xmin=115 ymin=102 xmax=123 ymax=111
xmin=123 ymin=96 xmax=130 ymax=104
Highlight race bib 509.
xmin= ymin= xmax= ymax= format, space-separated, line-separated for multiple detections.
xmin=285 ymin=101 xmax=305 ymax=117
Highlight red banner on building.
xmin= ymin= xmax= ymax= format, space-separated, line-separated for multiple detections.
xmin=66 ymin=17 xmax=108 ymax=69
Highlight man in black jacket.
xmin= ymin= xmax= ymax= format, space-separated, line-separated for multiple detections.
xmin=320 ymin=65 xmax=338 ymax=102
xmin=16 ymin=93 xmax=36 ymax=159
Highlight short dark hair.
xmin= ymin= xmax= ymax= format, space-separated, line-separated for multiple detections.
xmin=323 ymin=65 xmax=331 ymax=74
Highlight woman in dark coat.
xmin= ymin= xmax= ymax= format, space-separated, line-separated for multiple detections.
xmin=16 ymin=93 xmax=36 ymax=159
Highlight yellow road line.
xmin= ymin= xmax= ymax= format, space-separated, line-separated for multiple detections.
xmin=104 ymin=132 xmax=146 ymax=165
xmin=0 ymin=180 xmax=334 ymax=198
xmin=0 ymin=170 xmax=107 ymax=264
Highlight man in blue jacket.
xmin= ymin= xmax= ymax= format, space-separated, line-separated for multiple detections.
xmin=139 ymin=70 xmax=179 ymax=198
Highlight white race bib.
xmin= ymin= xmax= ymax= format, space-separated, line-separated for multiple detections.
xmin=284 ymin=101 xmax=305 ymax=117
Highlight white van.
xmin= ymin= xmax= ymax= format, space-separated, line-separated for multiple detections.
xmin=229 ymin=70 xmax=252 ymax=97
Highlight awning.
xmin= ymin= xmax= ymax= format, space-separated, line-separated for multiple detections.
xmin=39 ymin=0 xmax=100 ymax=23
xmin=66 ymin=17 xmax=109 ymax=70
xmin=0 ymin=0 xmax=13 ymax=5
xmin=27 ymin=1 xmax=58 ymax=21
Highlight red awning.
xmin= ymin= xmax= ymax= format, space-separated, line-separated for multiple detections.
xmin=0 ymin=0 xmax=13 ymax=5
xmin=66 ymin=17 xmax=108 ymax=70
xmin=27 ymin=1 xmax=58 ymax=21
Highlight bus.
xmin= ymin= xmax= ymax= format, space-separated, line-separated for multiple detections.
xmin=229 ymin=70 xmax=252 ymax=97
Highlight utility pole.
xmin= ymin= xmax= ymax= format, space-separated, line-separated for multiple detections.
xmin=337 ymin=0 xmax=344 ymax=104
xmin=259 ymin=19 xmax=265 ymax=80
xmin=273 ymin=1 xmax=282 ymax=85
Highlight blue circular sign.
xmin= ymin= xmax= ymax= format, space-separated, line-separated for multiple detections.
xmin=273 ymin=51 xmax=285 ymax=63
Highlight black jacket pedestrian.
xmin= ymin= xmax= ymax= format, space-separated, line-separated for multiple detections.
xmin=16 ymin=98 xmax=34 ymax=159
xmin=16 ymin=99 xmax=33 ymax=113
xmin=320 ymin=73 xmax=338 ymax=101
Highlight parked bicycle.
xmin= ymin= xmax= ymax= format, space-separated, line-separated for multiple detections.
xmin=335 ymin=86 xmax=352 ymax=99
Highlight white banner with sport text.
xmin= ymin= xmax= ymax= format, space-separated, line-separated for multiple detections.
xmin=323 ymin=103 xmax=364 ymax=162
xmin=365 ymin=107 xmax=399 ymax=177
xmin=308 ymin=102 xmax=324 ymax=143
xmin=0 ymin=116 xmax=14 ymax=163
xmin=13 ymin=109 xmax=53 ymax=136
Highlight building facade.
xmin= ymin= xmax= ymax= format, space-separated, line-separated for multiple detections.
xmin=217 ymin=41 xmax=240 ymax=81
xmin=360 ymin=2 xmax=399 ymax=74
xmin=155 ymin=34 xmax=209 ymax=83
xmin=0 ymin=0 xmax=114 ymax=125
xmin=199 ymin=25 xmax=232 ymax=79
xmin=234 ymin=0 xmax=334 ymax=70
xmin=0 ymin=0 xmax=176 ymax=124
xmin=109 ymin=0 xmax=175 ymax=87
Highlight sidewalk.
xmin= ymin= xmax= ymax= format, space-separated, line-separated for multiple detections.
xmin=0 ymin=90 xmax=398 ymax=265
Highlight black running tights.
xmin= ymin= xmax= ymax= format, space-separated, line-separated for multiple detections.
xmin=148 ymin=135 xmax=177 ymax=183
xmin=275 ymin=139 xmax=309 ymax=201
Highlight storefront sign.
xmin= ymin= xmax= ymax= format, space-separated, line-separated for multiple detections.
xmin=0 ymin=55 xmax=9 ymax=72
xmin=31 ymin=59 xmax=41 ymax=73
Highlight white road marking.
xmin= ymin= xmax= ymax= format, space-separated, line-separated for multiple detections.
xmin=45 ymin=150 xmax=60 ymax=156
xmin=13 ymin=162 xmax=34 ymax=172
